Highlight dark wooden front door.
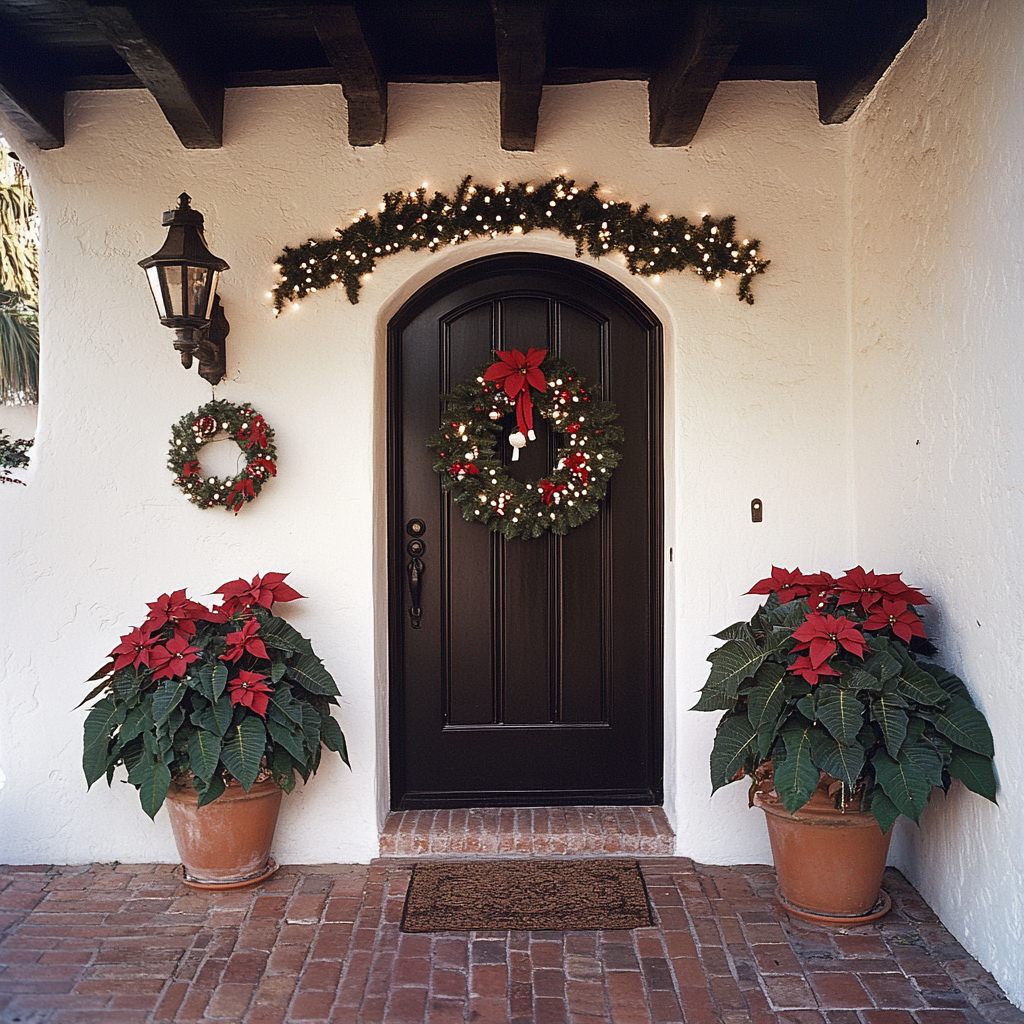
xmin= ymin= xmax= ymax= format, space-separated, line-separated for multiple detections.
xmin=389 ymin=254 xmax=662 ymax=808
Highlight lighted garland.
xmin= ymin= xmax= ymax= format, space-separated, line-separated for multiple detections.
xmin=168 ymin=399 xmax=277 ymax=513
xmin=273 ymin=175 xmax=769 ymax=311
xmin=426 ymin=353 xmax=623 ymax=540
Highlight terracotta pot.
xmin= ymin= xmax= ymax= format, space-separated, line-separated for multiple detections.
xmin=754 ymin=774 xmax=892 ymax=923
xmin=165 ymin=777 xmax=283 ymax=890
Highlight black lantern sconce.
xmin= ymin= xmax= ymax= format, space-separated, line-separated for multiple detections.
xmin=139 ymin=193 xmax=230 ymax=385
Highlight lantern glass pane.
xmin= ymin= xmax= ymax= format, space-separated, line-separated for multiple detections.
xmin=203 ymin=270 xmax=220 ymax=319
xmin=163 ymin=265 xmax=184 ymax=316
xmin=187 ymin=266 xmax=210 ymax=320
xmin=146 ymin=266 xmax=167 ymax=318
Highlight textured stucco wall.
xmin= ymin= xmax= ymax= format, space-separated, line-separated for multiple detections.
xmin=0 ymin=77 xmax=849 ymax=869
xmin=849 ymin=0 xmax=1024 ymax=1006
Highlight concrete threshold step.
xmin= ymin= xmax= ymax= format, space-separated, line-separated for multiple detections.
xmin=379 ymin=806 xmax=674 ymax=858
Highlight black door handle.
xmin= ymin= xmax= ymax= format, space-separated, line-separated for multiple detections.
xmin=406 ymin=538 xmax=425 ymax=628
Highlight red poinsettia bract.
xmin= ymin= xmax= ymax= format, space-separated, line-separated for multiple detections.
xmin=220 ymin=618 xmax=270 ymax=663
xmin=110 ymin=625 xmax=159 ymax=671
xmin=791 ymin=613 xmax=868 ymax=669
xmin=149 ymin=636 xmax=201 ymax=681
xmin=862 ymin=598 xmax=928 ymax=644
xmin=747 ymin=566 xmax=822 ymax=604
xmin=227 ymin=670 xmax=274 ymax=718
xmin=216 ymin=572 xmax=304 ymax=615
xmin=145 ymin=589 xmax=210 ymax=630
xmin=788 ymin=654 xmax=841 ymax=687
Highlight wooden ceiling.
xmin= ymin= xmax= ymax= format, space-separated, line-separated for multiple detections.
xmin=0 ymin=1 xmax=926 ymax=152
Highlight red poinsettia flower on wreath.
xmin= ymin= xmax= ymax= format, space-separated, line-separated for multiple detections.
xmin=237 ymin=415 xmax=269 ymax=450
xmin=227 ymin=670 xmax=274 ymax=718
xmin=483 ymin=347 xmax=548 ymax=438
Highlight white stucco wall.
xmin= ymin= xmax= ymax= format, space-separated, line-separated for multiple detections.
xmin=0 ymin=75 xmax=849 ymax=871
xmin=848 ymin=0 xmax=1024 ymax=1006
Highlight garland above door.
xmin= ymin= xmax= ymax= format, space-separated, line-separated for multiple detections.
xmin=272 ymin=176 xmax=769 ymax=311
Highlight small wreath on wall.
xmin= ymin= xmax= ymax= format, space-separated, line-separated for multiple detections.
xmin=168 ymin=399 xmax=277 ymax=513
xmin=272 ymin=175 xmax=770 ymax=311
xmin=426 ymin=348 xmax=623 ymax=540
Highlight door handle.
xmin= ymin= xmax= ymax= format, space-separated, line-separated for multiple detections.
xmin=406 ymin=538 xmax=425 ymax=628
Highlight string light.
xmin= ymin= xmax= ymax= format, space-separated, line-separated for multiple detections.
xmin=272 ymin=175 xmax=768 ymax=310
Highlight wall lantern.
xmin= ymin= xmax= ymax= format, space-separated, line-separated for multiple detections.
xmin=139 ymin=192 xmax=230 ymax=385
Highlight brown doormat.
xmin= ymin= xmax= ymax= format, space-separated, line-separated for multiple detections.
xmin=400 ymin=859 xmax=653 ymax=932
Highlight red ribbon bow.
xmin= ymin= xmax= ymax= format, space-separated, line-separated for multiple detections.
xmin=483 ymin=348 xmax=547 ymax=439
xmin=564 ymin=452 xmax=589 ymax=484
xmin=539 ymin=479 xmax=567 ymax=506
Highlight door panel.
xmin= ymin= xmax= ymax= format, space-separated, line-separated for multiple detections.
xmin=389 ymin=254 xmax=662 ymax=808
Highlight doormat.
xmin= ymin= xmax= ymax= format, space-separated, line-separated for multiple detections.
xmin=400 ymin=859 xmax=653 ymax=932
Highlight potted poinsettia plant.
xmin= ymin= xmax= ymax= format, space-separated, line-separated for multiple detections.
xmin=694 ymin=566 xmax=996 ymax=922
xmin=81 ymin=572 xmax=348 ymax=888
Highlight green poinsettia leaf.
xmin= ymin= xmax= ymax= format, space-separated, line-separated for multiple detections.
xmin=863 ymin=784 xmax=901 ymax=833
xmin=871 ymin=694 xmax=909 ymax=758
xmin=946 ymin=747 xmax=997 ymax=803
xmin=706 ymin=639 xmax=766 ymax=696
xmin=320 ymin=713 xmax=350 ymax=766
xmin=188 ymin=728 xmax=223 ymax=783
xmin=267 ymin=716 xmax=308 ymax=763
xmin=210 ymin=693 xmax=233 ymax=736
xmin=194 ymin=771 xmax=227 ymax=808
xmin=83 ymin=697 xmax=124 ymax=788
xmin=810 ymin=733 xmax=865 ymax=791
xmin=904 ymin=736 xmax=944 ymax=789
xmin=691 ymin=683 xmax=735 ymax=712
xmin=893 ymin=649 xmax=948 ymax=706
xmin=211 ymin=663 xmax=228 ymax=701
xmin=918 ymin=662 xmax=973 ymax=702
xmin=840 ymin=667 xmax=885 ymax=693
xmin=747 ymin=663 xmax=787 ymax=757
xmin=815 ymin=684 xmax=864 ymax=746
xmin=272 ymin=747 xmax=296 ymax=794
xmin=267 ymin=688 xmax=304 ymax=728
xmin=285 ymin=652 xmax=340 ymax=697
xmin=714 ymin=621 xmax=754 ymax=642
xmin=152 ymin=679 xmax=188 ymax=724
xmin=271 ymin=659 xmax=288 ymax=685
xmin=871 ymin=749 xmax=930 ymax=824
xmin=863 ymin=645 xmax=902 ymax=684
xmin=774 ymin=723 xmax=822 ymax=814
xmin=709 ymin=714 xmax=756 ymax=793
xmin=926 ymin=695 xmax=995 ymax=756
xmin=260 ymin=616 xmax=314 ymax=656
xmin=796 ymin=695 xmax=816 ymax=720
xmin=220 ymin=718 xmax=268 ymax=791
xmin=127 ymin=755 xmax=172 ymax=820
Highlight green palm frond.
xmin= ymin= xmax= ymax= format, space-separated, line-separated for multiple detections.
xmin=0 ymin=140 xmax=39 ymax=403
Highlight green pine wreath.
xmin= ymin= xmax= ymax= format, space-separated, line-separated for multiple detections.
xmin=426 ymin=354 xmax=623 ymax=539
xmin=168 ymin=399 xmax=277 ymax=513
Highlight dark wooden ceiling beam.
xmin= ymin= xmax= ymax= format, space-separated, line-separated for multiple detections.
xmin=0 ymin=38 xmax=64 ymax=149
xmin=310 ymin=5 xmax=387 ymax=147
xmin=83 ymin=2 xmax=223 ymax=148
xmin=815 ymin=1 xmax=926 ymax=124
xmin=648 ymin=2 xmax=759 ymax=147
xmin=491 ymin=0 xmax=547 ymax=152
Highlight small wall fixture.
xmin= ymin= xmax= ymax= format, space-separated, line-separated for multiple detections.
xmin=139 ymin=193 xmax=230 ymax=385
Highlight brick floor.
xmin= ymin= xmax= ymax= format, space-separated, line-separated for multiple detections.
xmin=1 ymin=861 xmax=1021 ymax=1024
xmin=379 ymin=808 xmax=676 ymax=857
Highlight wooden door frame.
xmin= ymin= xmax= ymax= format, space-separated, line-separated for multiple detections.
xmin=386 ymin=251 xmax=664 ymax=808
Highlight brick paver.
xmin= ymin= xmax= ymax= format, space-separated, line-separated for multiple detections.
xmin=0 ymin=861 xmax=1021 ymax=1024
xmin=379 ymin=808 xmax=675 ymax=857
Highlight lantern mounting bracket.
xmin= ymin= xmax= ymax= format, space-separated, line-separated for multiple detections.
xmin=174 ymin=295 xmax=229 ymax=385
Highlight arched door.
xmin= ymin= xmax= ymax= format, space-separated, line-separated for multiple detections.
xmin=388 ymin=253 xmax=662 ymax=808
